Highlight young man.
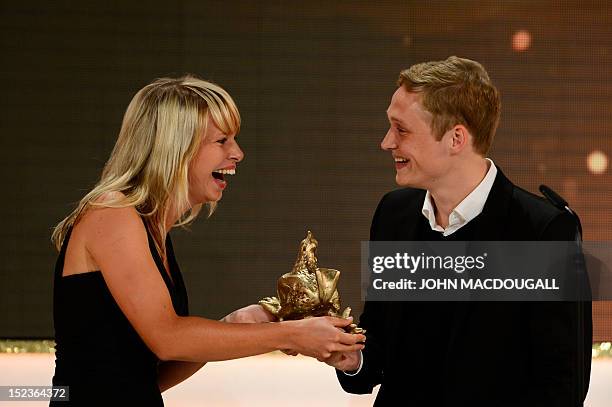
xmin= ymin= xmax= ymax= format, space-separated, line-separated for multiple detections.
xmin=329 ymin=56 xmax=592 ymax=406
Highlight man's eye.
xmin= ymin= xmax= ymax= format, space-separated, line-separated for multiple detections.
xmin=397 ymin=127 xmax=407 ymax=133
xmin=217 ymin=138 xmax=227 ymax=144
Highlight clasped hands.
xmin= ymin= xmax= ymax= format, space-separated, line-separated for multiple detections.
xmin=222 ymin=304 xmax=363 ymax=372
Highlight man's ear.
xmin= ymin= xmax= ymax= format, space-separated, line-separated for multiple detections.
xmin=449 ymin=125 xmax=471 ymax=153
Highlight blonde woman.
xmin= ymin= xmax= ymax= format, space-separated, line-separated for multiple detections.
xmin=49 ymin=76 xmax=364 ymax=406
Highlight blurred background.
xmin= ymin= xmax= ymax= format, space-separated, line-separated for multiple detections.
xmin=1 ymin=0 xmax=611 ymax=405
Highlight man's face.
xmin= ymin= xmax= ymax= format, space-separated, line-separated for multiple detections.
xmin=381 ymin=87 xmax=451 ymax=189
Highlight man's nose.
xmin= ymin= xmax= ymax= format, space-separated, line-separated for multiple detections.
xmin=381 ymin=130 xmax=396 ymax=151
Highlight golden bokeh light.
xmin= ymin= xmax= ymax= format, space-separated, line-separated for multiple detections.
xmin=512 ymin=30 xmax=531 ymax=52
xmin=587 ymin=150 xmax=609 ymax=174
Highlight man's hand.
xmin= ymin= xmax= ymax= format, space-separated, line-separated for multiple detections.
xmin=323 ymin=350 xmax=361 ymax=372
xmin=221 ymin=304 xmax=276 ymax=323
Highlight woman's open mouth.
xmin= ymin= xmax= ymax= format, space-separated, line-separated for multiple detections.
xmin=212 ymin=168 xmax=236 ymax=189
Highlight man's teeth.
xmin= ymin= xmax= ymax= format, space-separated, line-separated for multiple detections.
xmin=213 ymin=169 xmax=236 ymax=175
xmin=394 ymin=157 xmax=409 ymax=163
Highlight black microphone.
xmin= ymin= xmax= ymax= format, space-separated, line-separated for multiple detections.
xmin=539 ymin=184 xmax=582 ymax=239
xmin=539 ymin=185 xmax=568 ymax=210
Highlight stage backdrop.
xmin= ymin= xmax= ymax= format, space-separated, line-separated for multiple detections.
xmin=1 ymin=1 xmax=611 ymax=341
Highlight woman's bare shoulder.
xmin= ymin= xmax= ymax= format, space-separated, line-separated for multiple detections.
xmin=78 ymin=192 xmax=148 ymax=254
xmin=64 ymin=192 xmax=147 ymax=275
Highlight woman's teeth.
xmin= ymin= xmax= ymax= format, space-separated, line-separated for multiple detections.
xmin=213 ymin=168 xmax=236 ymax=175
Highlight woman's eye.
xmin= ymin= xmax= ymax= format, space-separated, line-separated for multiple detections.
xmin=217 ymin=138 xmax=227 ymax=144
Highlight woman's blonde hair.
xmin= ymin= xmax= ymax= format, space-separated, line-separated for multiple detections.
xmin=51 ymin=75 xmax=240 ymax=261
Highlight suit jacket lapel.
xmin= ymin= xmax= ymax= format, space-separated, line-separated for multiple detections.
xmin=396 ymin=189 xmax=426 ymax=240
xmin=471 ymin=166 xmax=514 ymax=241
xmin=446 ymin=167 xmax=515 ymax=358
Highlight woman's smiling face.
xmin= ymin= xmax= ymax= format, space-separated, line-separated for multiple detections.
xmin=188 ymin=115 xmax=244 ymax=205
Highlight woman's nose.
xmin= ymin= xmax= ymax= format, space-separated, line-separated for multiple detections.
xmin=230 ymin=141 xmax=244 ymax=162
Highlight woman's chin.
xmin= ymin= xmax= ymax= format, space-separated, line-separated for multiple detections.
xmin=205 ymin=189 xmax=223 ymax=202
xmin=190 ymin=189 xmax=222 ymax=206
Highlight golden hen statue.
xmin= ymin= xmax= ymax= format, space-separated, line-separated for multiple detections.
xmin=259 ymin=231 xmax=364 ymax=334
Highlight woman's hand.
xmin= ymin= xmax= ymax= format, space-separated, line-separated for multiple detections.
xmin=284 ymin=316 xmax=365 ymax=360
xmin=221 ymin=304 xmax=276 ymax=324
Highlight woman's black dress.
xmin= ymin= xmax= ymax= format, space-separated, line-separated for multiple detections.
xmin=50 ymin=221 xmax=189 ymax=406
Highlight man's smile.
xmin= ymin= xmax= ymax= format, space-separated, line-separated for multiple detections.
xmin=394 ymin=156 xmax=410 ymax=170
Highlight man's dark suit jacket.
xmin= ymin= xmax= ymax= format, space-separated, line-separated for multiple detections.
xmin=337 ymin=168 xmax=592 ymax=407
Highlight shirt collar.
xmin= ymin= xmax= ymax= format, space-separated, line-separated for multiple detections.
xmin=421 ymin=158 xmax=497 ymax=232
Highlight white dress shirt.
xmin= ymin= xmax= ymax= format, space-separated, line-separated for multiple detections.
xmin=421 ymin=158 xmax=497 ymax=236
xmin=344 ymin=158 xmax=497 ymax=376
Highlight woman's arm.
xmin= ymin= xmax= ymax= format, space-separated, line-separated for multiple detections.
xmin=84 ymin=206 xmax=364 ymax=362
xmin=158 ymin=305 xmax=275 ymax=392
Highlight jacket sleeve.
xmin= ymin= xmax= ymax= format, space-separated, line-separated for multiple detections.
xmin=526 ymin=211 xmax=592 ymax=407
xmin=336 ymin=193 xmax=389 ymax=394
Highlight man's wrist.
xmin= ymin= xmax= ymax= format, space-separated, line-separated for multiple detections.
xmin=342 ymin=350 xmax=363 ymax=376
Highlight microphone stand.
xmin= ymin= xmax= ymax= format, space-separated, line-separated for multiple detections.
xmin=539 ymin=185 xmax=591 ymax=405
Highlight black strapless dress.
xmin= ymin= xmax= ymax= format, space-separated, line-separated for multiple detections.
xmin=50 ymin=220 xmax=189 ymax=406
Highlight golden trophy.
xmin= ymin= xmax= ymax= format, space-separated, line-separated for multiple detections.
xmin=259 ymin=231 xmax=364 ymax=334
